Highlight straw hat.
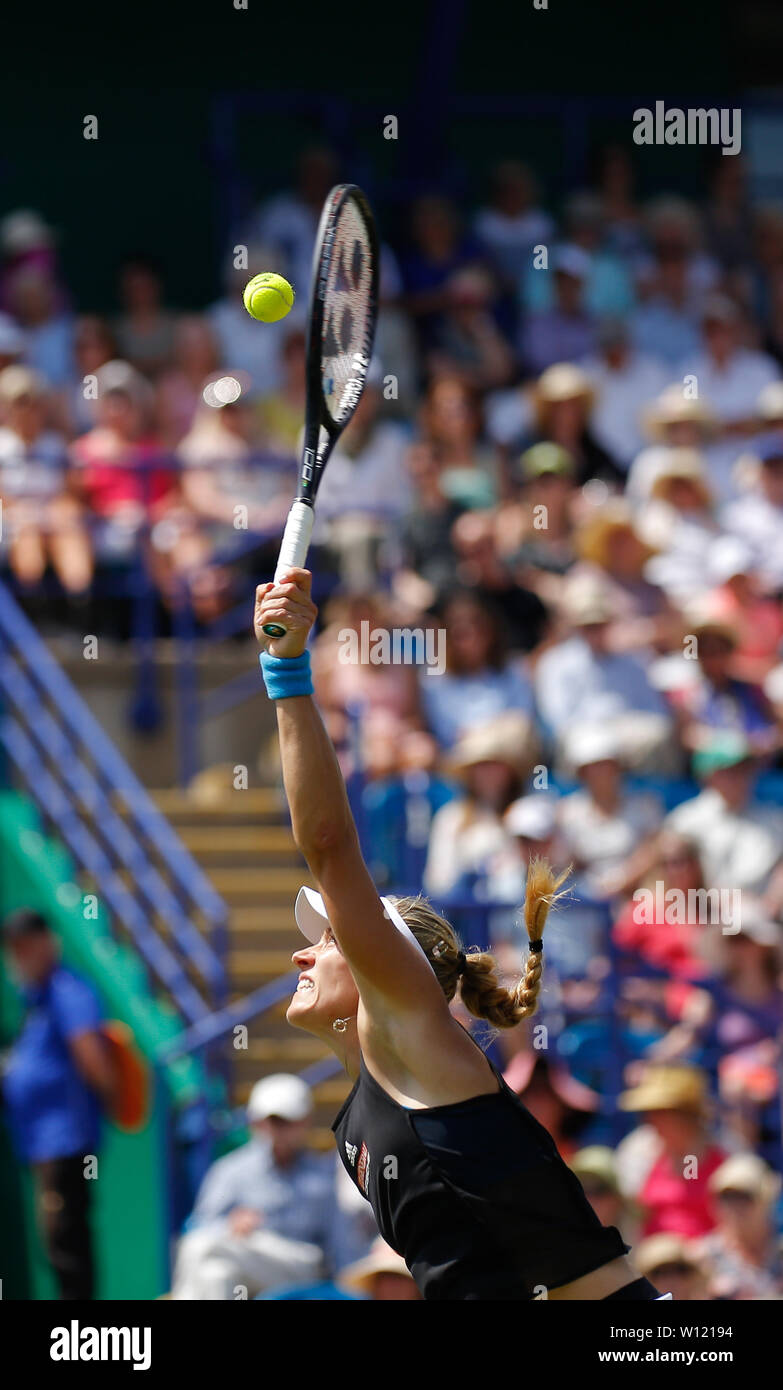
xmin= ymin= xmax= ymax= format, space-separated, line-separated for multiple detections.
xmin=532 ymin=362 xmax=595 ymax=427
xmin=618 ymin=1063 xmax=709 ymax=1114
xmin=709 ymin=1153 xmax=781 ymax=1205
xmin=648 ymin=448 xmax=713 ymax=507
xmin=643 ymin=384 xmax=717 ymax=440
xmin=560 ymin=575 xmax=615 ymax=627
xmin=338 ymin=1238 xmax=415 ymax=1296
xmin=575 ymin=499 xmax=656 ymax=569
xmin=634 ymin=1233 xmax=705 ymax=1279
xmin=756 ymin=380 xmax=783 ymax=425
xmin=570 ymin=1146 xmax=620 ymax=1194
xmin=447 ymin=712 xmax=535 ymax=779
xmin=0 ymin=363 xmax=46 ymax=404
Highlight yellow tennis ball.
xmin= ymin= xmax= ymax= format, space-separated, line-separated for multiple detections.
xmin=242 ymin=272 xmax=295 ymax=323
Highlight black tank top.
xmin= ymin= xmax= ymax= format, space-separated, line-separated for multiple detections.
xmin=332 ymin=1052 xmax=627 ymax=1300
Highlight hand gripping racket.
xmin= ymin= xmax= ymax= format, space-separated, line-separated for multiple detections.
xmin=261 ymin=183 xmax=380 ymax=637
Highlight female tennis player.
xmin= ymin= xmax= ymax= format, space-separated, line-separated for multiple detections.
xmin=254 ymin=568 xmax=667 ymax=1301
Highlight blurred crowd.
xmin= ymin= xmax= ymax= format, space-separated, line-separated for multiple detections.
xmin=3 ymin=141 xmax=783 ymax=1296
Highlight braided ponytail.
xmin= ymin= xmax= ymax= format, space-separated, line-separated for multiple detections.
xmin=459 ymin=858 xmax=570 ymax=1028
xmin=391 ymin=858 xmax=570 ymax=1031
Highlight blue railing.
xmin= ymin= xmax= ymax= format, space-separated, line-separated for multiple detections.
xmin=0 ymin=580 xmax=230 ymax=1020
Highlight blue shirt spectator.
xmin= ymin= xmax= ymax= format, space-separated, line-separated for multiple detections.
xmin=3 ymin=965 xmax=103 ymax=1161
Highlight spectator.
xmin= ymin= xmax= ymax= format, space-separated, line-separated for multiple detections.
xmin=114 ymin=253 xmax=177 ymax=379
xmin=626 ymin=380 xmax=718 ymax=504
xmin=208 ymin=246 xmax=287 ymax=394
xmin=570 ymin=1147 xmax=635 ymax=1245
xmin=640 ymin=449 xmax=722 ymax=606
xmin=59 ymin=315 xmax=117 ymax=437
xmin=504 ymin=1052 xmax=599 ymax=1161
xmin=523 ymin=194 xmax=634 ymax=320
xmin=69 ymin=360 xmax=177 ymax=571
xmin=423 ymin=712 xmax=534 ymax=900
xmin=571 ymin=498 xmax=672 ymax=651
xmin=474 ymin=160 xmax=554 ymax=290
xmin=427 ymin=267 xmax=514 ymax=391
xmin=0 ymin=311 xmax=26 ymax=370
xmin=618 ymin=1063 xmax=725 ymax=1238
xmin=678 ymin=294 xmax=780 ymax=500
xmin=394 ymin=441 xmax=463 ymax=607
xmin=582 ymin=317 xmax=668 ymax=470
xmin=557 ymin=722 xmax=662 ymax=900
xmin=612 ymin=830 xmax=709 ymax=982
xmin=338 ymin=1237 xmax=422 ymax=1301
xmin=256 ymin=323 xmax=307 ymax=456
xmin=7 ymin=265 xmax=73 ymax=387
xmin=0 ymin=209 xmax=63 ymax=313
xmin=699 ymin=1154 xmax=783 ymax=1299
xmin=245 ymin=146 xmax=339 ymax=294
xmin=1 ymin=909 xmax=118 ymax=1300
xmin=0 ymin=365 xmax=90 ymax=595
xmin=171 ymin=1074 xmax=339 ymax=1300
xmin=669 ymin=599 xmax=778 ymax=754
xmin=533 ymin=578 xmax=672 ymax=763
xmin=450 ymin=505 xmax=549 ymax=652
xmin=313 ymin=371 xmax=412 ymax=587
xmin=528 ymin=362 xmax=620 ymax=486
xmin=401 ymin=196 xmax=483 ymax=352
xmin=519 ymin=245 xmax=597 ymax=374
xmin=723 ymin=432 xmax=783 ymax=593
xmin=596 ymin=145 xmax=647 ymax=260
xmin=418 ymin=374 xmax=500 ymax=510
xmin=666 ymin=733 xmax=783 ymax=894
xmin=494 ymin=444 xmax=579 ymax=604
xmin=312 ymin=592 xmax=425 ymax=779
xmin=702 ymin=157 xmax=754 ymax=276
xmin=419 ymin=589 xmax=535 ymax=749
xmin=632 ymin=197 xmax=717 ymax=365
xmin=486 ymin=791 xmax=564 ymax=910
xmin=704 ymin=536 xmax=783 ymax=685
xmin=156 ymin=316 xmax=220 ymax=446
xmin=633 ymin=1233 xmax=711 ymax=1300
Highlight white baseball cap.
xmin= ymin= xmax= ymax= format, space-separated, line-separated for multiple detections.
xmin=246 ymin=1073 xmax=312 ymax=1123
xmin=294 ymin=885 xmax=430 ymax=963
xmin=504 ymin=795 xmax=558 ymax=841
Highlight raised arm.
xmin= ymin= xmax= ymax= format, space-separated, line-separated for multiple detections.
xmin=254 ymin=570 xmax=444 ymax=1013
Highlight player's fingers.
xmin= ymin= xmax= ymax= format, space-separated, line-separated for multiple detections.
xmin=277 ymin=567 xmax=312 ymax=596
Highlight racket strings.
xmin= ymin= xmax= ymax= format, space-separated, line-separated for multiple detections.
xmin=320 ymin=198 xmax=374 ymax=425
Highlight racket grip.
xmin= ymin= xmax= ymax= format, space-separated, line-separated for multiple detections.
xmin=262 ymin=501 xmax=315 ymax=638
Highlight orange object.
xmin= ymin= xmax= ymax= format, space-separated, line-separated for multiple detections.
xmin=102 ymin=1020 xmax=149 ymax=1132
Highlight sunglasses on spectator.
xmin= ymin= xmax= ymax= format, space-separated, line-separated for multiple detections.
xmin=716 ymin=1189 xmax=756 ymax=1206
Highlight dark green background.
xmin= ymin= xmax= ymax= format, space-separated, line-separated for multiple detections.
xmin=0 ymin=0 xmax=771 ymax=311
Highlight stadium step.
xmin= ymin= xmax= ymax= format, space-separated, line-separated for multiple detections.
xmin=147 ymin=789 xmax=339 ymax=1137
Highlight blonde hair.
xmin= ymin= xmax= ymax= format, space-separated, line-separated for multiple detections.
xmin=392 ymin=858 xmax=570 ymax=1029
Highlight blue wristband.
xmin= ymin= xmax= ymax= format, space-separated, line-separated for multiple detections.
xmin=259 ymin=649 xmax=314 ymax=700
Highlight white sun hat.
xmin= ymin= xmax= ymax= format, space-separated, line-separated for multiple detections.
xmin=294 ymin=885 xmax=430 ymax=962
xmin=246 ymin=1072 xmax=312 ymax=1123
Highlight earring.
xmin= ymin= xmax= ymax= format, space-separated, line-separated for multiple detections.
xmin=332 ymin=1017 xmax=351 ymax=1034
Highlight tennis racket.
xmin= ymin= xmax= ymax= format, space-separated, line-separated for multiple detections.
xmin=261 ymin=182 xmax=380 ymax=637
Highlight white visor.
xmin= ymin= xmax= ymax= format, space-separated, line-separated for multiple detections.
xmin=294 ymin=885 xmax=431 ymax=965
